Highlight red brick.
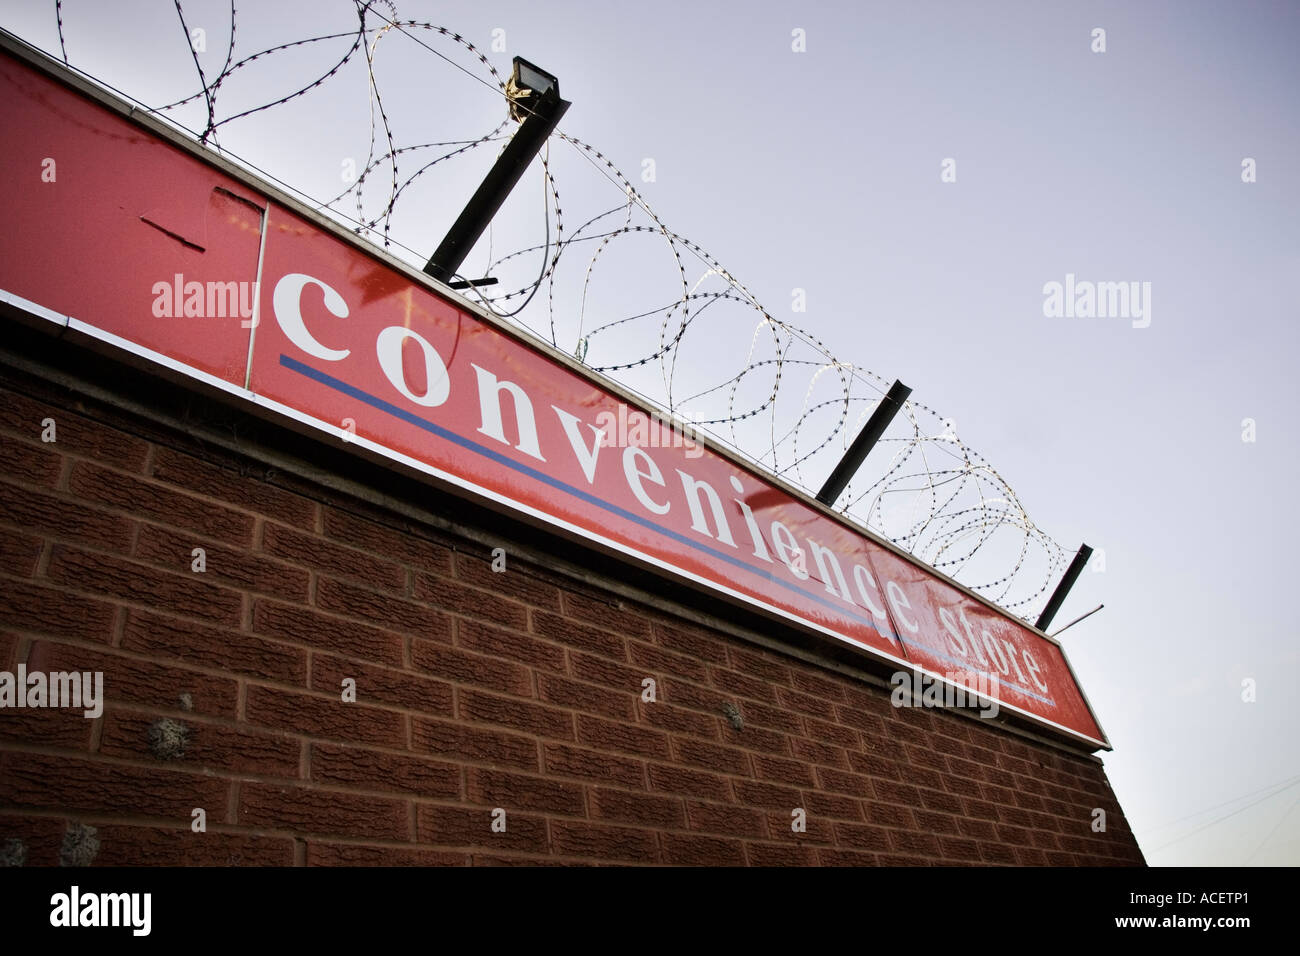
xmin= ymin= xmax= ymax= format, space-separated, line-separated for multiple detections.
xmin=238 ymin=782 xmax=407 ymax=840
xmin=964 ymin=796 xmax=1000 ymax=821
xmin=834 ymin=822 xmax=891 ymax=852
xmin=817 ymin=848 xmax=879 ymax=866
xmin=727 ymin=647 xmax=794 ymax=685
xmin=873 ymin=778 xmax=921 ymax=806
xmin=416 ymin=804 xmax=549 ymax=853
xmin=252 ymin=599 xmax=408 ymax=667
xmin=888 ymin=829 xmax=940 ymax=857
xmin=261 ymin=521 xmax=403 ymax=593
xmin=710 ymin=665 xmax=777 ymax=703
xmin=414 ymin=573 xmax=528 ymax=631
xmin=913 ymin=809 xmax=962 ymax=835
xmin=531 ymin=610 xmax=626 ymax=660
xmin=768 ymin=807 xmax=834 ymax=845
xmin=317 ymin=576 xmax=453 ymax=641
xmin=997 ymin=823 xmax=1034 ymax=847
xmin=45 ymin=413 xmax=149 ymax=473
xmin=746 ymin=842 xmax=819 ymax=866
xmin=790 ymin=669 xmax=847 ymax=701
xmin=589 ymin=787 xmax=685 ymax=829
xmin=569 ymin=651 xmax=647 ymax=693
xmin=310 ymin=742 xmax=459 ymax=798
xmin=652 ymin=621 xmax=728 ymax=663
xmin=918 ymin=787 xmax=964 ymax=815
xmin=841 ymin=685 xmax=895 ymax=718
xmin=0 ymin=436 xmax=62 ymax=487
xmin=803 ymin=716 xmax=859 ymax=749
xmin=0 ymin=580 xmax=116 ymax=642
xmin=466 ymin=768 xmax=585 ymax=816
xmin=458 ymin=689 xmax=574 ymax=740
xmin=638 ymin=699 xmax=719 ymax=739
xmin=661 ymin=678 xmax=731 ymax=715
xmin=628 ymin=639 xmax=708 ymax=683
xmin=671 ymin=736 xmax=751 ymax=776
xmin=945 ymin=755 xmax=987 ymax=782
xmin=790 ymin=735 xmax=847 ymax=768
xmin=551 ymin=820 xmax=659 ymax=863
xmin=0 ymin=703 xmax=94 ymax=749
xmin=99 ymin=708 xmax=300 ymax=777
xmin=576 ymin=714 xmax=670 ymax=760
xmin=70 ymin=460 xmax=253 ymax=545
xmin=123 ymin=608 xmax=307 ymax=685
xmin=734 ymin=699 xmax=804 ymax=735
xmin=0 ymin=751 xmax=230 ymax=818
xmin=244 ymin=684 xmax=405 ymax=748
xmin=46 ymin=545 xmax=243 ymax=627
xmin=0 ymin=481 xmax=133 ymax=556
xmin=93 ymin=827 xmax=296 ymax=866
xmin=311 ymin=653 xmax=452 ymax=717
xmin=135 ymin=522 xmax=308 ymax=601
xmin=6 ymin=813 xmax=102 ymax=868
xmin=539 ymin=673 xmax=635 ymax=720
xmin=904 ymin=742 xmax=948 ymax=772
xmin=979 ymin=840 xmax=1019 ymax=865
xmin=778 ymin=686 xmax=837 ymax=718
xmin=0 ymin=391 xmax=62 ymax=438
xmin=0 ymin=631 xmax=15 ymax=669
xmin=543 ymin=743 xmax=644 ymax=788
xmin=411 ymin=717 xmax=538 ymax=771
xmin=457 ymin=618 xmax=565 ymax=673
xmin=321 ymin=506 xmax=452 ymax=574
xmin=732 ymin=779 xmax=802 ymax=810
xmin=803 ymin=791 xmax=863 ymax=822
xmin=560 ymin=592 xmax=652 ymax=638
xmin=752 ymin=753 xmax=815 ymax=788
xmin=28 ymin=640 xmax=238 ymax=718
xmin=847 ymin=752 xmax=903 ymax=779
xmin=837 ymin=705 xmax=888 ymax=735
xmin=307 ymin=842 xmax=467 ymax=866
xmin=647 ymin=763 xmax=731 ymax=802
xmin=939 ymin=836 xmax=983 ymax=862
xmin=0 ymin=527 xmax=41 ymax=577
xmin=815 ymin=767 xmax=875 ymax=799
xmin=686 ymin=800 xmax=768 ymax=839
xmin=411 ymin=640 xmax=533 ymax=697
xmin=453 ymin=552 xmax=561 ymax=611
xmin=720 ymin=721 xmax=790 ymax=756
xmin=661 ymin=832 xmax=743 ymax=866
xmin=1014 ymin=845 xmax=1049 ymax=866
xmin=149 ymin=446 xmax=315 ymax=529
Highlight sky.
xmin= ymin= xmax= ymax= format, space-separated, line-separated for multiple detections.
xmin=2 ymin=0 xmax=1297 ymax=866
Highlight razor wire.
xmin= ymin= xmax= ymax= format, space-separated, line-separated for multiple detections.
xmin=37 ymin=0 xmax=1069 ymax=619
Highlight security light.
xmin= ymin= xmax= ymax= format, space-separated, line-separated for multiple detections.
xmin=424 ymin=56 xmax=571 ymax=284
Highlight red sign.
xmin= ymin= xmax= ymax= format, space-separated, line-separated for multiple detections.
xmin=0 ymin=43 xmax=1108 ymax=748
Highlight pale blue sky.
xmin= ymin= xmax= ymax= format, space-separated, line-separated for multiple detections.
xmin=3 ymin=0 xmax=1297 ymax=865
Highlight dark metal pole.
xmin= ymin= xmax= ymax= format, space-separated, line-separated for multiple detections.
xmin=1036 ymin=544 xmax=1093 ymax=633
xmin=816 ymin=380 xmax=912 ymax=506
xmin=423 ymin=89 xmax=570 ymax=284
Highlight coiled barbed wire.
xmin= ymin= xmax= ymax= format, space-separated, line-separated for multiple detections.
xmin=40 ymin=0 xmax=1068 ymax=619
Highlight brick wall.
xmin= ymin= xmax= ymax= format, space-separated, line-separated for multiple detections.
xmin=0 ymin=367 xmax=1145 ymax=866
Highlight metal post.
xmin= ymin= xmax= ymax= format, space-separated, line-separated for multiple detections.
xmin=424 ymin=78 xmax=570 ymax=284
xmin=1036 ymin=544 xmax=1093 ymax=633
xmin=816 ymin=380 xmax=912 ymax=506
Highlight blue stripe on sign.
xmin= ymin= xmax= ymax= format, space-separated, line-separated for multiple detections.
xmin=280 ymin=352 xmax=922 ymax=650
